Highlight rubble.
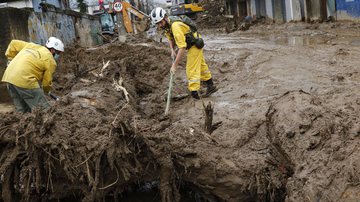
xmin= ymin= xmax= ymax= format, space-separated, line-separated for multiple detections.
xmin=1 ymin=6 xmax=360 ymax=202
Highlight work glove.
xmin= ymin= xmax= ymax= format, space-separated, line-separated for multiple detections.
xmin=43 ymin=85 xmax=51 ymax=94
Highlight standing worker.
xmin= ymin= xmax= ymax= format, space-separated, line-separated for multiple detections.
xmin=150 ymin=7 xmax=217 ymax=100
xmin=2 ymin=37 xmax=64 ymax=113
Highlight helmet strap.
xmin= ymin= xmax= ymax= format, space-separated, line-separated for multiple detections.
xmin=49 ymin=48 xmax=56 ymax=56
xmin=163 ymin=18 xmax=170 ymax=30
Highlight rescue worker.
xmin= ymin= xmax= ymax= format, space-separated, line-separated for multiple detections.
xmin=150 ymin=7 xmax=217 ymax=100
xmin=2 ymin=37 xmax=64 ymax=113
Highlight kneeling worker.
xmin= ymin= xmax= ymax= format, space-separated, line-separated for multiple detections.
xmin=150 ymin=7 xmax=217 ymax=100
xmin=2 ymin=37 xmax=64 ymax=113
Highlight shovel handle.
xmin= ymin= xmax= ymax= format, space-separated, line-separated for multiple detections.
xmin=164 ymin=72 xmax=174 ymax=115
xmin=164 ymin=55 xmax=176 ymax=115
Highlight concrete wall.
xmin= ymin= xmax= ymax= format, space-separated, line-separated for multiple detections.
xmin=300 ymin=0 xmax=305 ymax=19
xmin=336 ymin=0 xmax=360 ymax=20
xmin=253 ymin=0 xmax=266 ymax=18
xmin=273 ymin=0 xmax=285 ymax=22
xmin=265 ymin=0 xmax=274 ymax=20
xmin=28 ymin=12 xmax=76 ymax=45
xmin=3 ymin=0 xmax=64 ymax=12
xmin=285 ymin=0 xmax=291 ymax=21
xmin=75 ymin=16 xmax=103 ymax=46
xmin=0 ymin=7 xmax=103 ymax=78
xmin=257 ymin=0 xmax=267 ymax=17
xmin=304 ymin=0 xmax=322 ymax=21
xmin=6 ymin=0 xmax=34 ymax=9
xmin=285 ymin=0 xmax=302 ymax=22
xmin=226 ymin=0 xmax=360 ymax=22
xmin=0 ymin=8 xmax=31 ymax=77
xmin=250 ymin=0 xmax=256 ymax=17
xmin=327 ymin=0 xmax=336 ymax=17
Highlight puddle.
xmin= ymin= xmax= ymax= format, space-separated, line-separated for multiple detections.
xmin=265 ymin=35 xmax=329 ymax=46
xmin=350 ymin=39 xmax=360 ymax=46
xmin=205 ymin=36 xmax=257 ymax=50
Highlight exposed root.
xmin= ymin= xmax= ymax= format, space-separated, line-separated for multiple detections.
xmin=112 ymin=103 xmax=129 ymax=126
xmin=202 ymin=101 xmax=214 ymax=134
xmin=98 ymin=60 xmax=110 ymax=78
xmin=0 ymin=105 xmax=162 ymax=202
xmin=98 ymin=166 xmax=119 ymax=190
xmin=112 ymin=77 xmax=130 ymax=103
xmin=2 ymin=164 xmax=15 ymax=202
xmin=159 ymin=156 xmax=180 ymax=202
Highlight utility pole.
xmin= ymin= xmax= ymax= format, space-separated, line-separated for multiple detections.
xmin=114 ymin=1 xmax=127 ymax=42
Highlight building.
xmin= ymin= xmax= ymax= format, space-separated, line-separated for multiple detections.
xmin=0 ymin=0 xmax=70 ymax=12
xmin=224 ymin=0 xmax=360 ymax=23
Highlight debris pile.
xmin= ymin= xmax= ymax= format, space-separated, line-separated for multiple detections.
xmin=197 ymin=0 xmax=230 ymax=30
xmin=0 ymin=42 xmax=181 ymax=201
xmin=1 ymin=13 xmax=360 ymax=202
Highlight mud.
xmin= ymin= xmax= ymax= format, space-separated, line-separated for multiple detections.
xmin=1 ymin=21 xmax=360 ymax=202
xmin=197 ymin=0 xmax=229 ymax=30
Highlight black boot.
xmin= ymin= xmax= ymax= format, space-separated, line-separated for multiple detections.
xmin=205 ymin=78 xmax=214 ymax=87
xmin=205 ymin=79 xmax=217 ymax=97
xmin=191 ymin=91 xmax=200 ymax=100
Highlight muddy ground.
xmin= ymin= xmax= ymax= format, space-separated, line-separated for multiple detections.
xmin=1 ymin=21 xmax=360 ymax=202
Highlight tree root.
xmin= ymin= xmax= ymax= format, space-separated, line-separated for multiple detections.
xmin=159 ymin=156 xmax=180 ymax=202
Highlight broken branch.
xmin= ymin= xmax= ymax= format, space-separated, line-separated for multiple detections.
xmin=112 ymin=77 xmax=130 ymax=102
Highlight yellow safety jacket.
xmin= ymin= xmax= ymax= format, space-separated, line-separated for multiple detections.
xmin=165 ymin=21 xmax=191 ymax=49
xmin=2 ymin=40 xmax=57 ymax=93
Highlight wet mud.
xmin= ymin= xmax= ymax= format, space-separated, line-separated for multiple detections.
xmin=1 ymin=21 xmax=360 ymax=202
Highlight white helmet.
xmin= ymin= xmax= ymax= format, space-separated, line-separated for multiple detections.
xmin=46 ymin=37 xmax=64 ymax=52
xmin=150 ymin=7 xmax=166 ymax=24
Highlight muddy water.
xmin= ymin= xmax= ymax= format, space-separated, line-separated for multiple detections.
xmin=266 ymin=35 xmax=331 ymax=46
xmin=350 ymin=39 xmax=360 ymax=46
xmin=161 ymin=24 xmax=360 ymax=201
xmin=174 ymin=25 xmax=360 ymax=146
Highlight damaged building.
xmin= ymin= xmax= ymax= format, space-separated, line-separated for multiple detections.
xmin=225 ymin=0 xmax=360 ymax=23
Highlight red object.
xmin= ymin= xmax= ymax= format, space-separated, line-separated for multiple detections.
xmin=99 ymin=0 xmax=104 ymax=10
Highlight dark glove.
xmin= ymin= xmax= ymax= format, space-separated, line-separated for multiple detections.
xmin=43 ymin=86 xmax=51 ymax=94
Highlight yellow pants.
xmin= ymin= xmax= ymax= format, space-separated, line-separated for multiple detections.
xmin=186 ymin=46 xmax=212 ymax=91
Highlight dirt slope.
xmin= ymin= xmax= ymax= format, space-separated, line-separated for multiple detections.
xmin=1 ymin=22 xmax=360 ymax=202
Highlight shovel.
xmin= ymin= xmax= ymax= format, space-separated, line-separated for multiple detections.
xmin=164 ymin=57 xmax=175 ymax=115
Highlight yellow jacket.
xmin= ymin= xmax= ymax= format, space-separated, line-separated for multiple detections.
xmin=165 ymin=21 xmax=201 ymax=49
xmin=2 ymin=40 xmax=57 ymax=93
xmin=165 ymin=21 xmax=189 ymax=49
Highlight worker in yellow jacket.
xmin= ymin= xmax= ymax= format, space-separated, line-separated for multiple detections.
xmin=2 ymin=37 xmax=64 ymax=113
xmin=150 ymin=7 xmax=217 ymax=100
